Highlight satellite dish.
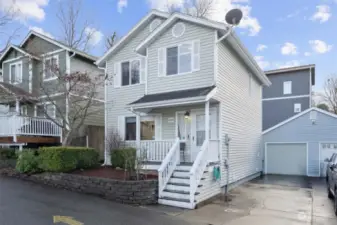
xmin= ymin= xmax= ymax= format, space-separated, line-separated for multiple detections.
xmin=225 ymin=9 xmax=243 ymax=26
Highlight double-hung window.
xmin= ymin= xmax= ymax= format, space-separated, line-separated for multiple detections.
xmin=283 ymin=81 xmax=292 ymax=95
xmin=159 ymin=40 xmax=200 ymax=76
xmin=44 ymin=103 xmax=56 ymax=119
xmin=44 ymin=55 xmax=59 ymax=81
xmin=10 ymin=62 xmax=22 ymax=84
xmin=114 ymin=58 xmax=145 ymax=88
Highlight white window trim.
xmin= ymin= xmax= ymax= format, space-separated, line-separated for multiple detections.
xmin=44 ymin=102 xmax=56 ymax=119
xmin=120 ymin=58 xmax=141 ymax=87
xmin=294 ymin=103 xmax=301 ymax=113
xmin=123 ymin=115 xmax=160 ymax=141
xmin=172 ymin=22 xmax=185 ymax=38
xmin=20 ymin=105 xmax=28 ymax=116
xmin=43 ymin=55 xmax=59 ymax=82
xmin=9 ymin=61 xmax=23 ymax=84
xmin=165 ymin=40 xmax=198 ymax=77
xmin=283 ymin=81 xmax=292 ymax=95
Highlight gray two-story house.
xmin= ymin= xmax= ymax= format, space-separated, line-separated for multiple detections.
xmin=0 ymin=31 xmax=104 ymax=152
xmin=97 ymin=10 xmax=271 ymax=209
xmin=262 ymin=65 xmax=315 ymax=130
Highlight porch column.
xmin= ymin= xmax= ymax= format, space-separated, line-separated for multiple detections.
xmin=205 ymin=101 xmax=210 ymax=141
xmin=15 ymin=99 xmax=20 ymax=115
xmin=136 ymin=114 xmax=141 ymax=154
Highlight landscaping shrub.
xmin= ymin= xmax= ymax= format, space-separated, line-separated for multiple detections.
xmin=0 ymin=148 xmax=17 ymax=160
xmin=16 ymin=150 xmax=41 ymax=173
xmin=39 ymin=147 xmax=99 ymax=172
xmin=111 ymin=148 xmax=136 ymax=169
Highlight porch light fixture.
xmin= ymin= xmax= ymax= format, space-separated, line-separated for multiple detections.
xmin=184 ymin=110 xmax=190 ymax=119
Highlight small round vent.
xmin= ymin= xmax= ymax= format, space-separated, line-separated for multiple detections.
xmin=172 ymin=22 xmax=185 ymax=38
xmin=150 ymin=19 xmax=161 ymax=32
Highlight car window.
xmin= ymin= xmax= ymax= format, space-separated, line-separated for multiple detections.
xmin=330 ymin=154 xmax=336 ymax=162
xmin=332 ymin=154 xmax=337 ymax=165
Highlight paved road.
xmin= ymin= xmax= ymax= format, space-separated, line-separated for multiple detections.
xmin=0 ymin=177 xmax=193 ymax=225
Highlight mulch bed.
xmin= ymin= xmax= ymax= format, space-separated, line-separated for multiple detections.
xmin=71 ymin=166 xmax=158 ymax=180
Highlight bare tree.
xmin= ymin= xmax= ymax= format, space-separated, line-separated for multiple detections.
xmin=0 ymin=4 xmax=21 ymax=54
xmin=56 ymin=0 xmax=94 ymax=52
xmin=164 ymin=0 xmax=214 ymax=18
xmin=105 ymin=32 xmax=118 ymax=50
xmin=322 ymin=76 xmax=337 ymax=114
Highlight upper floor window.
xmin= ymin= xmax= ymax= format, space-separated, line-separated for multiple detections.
xmin=172 ymin=23 xmax=185 ymax=38
xmin=10 ymin=62 xmax=22 ymax=84
xmin=113 ymin=58 xmax=145 ymax=88
xmin=45 ymin=103 xmax=56 ymax=119
xmin=283 ymin=81 xmax=292 ymax=95
xmin=294 ymin=103 xmax=301 ymax=113
xmin=44 ymin=55 xmax=59 ymax=81
xmin=158 ymin=40 xmax=200 ymax=77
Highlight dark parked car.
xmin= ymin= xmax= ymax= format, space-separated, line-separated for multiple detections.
xmin=326 ymin=153 xmax=337 ymax=215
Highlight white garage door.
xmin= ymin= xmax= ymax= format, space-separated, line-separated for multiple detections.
xmin=265 ymin=143 xmax=307 ymax=176
xmin=320 ymin=143 xmax=337 ymax=177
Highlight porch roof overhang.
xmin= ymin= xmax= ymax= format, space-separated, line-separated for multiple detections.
xmin=128 ymin=86 xmax=217 ymax=110
xmin=0 ymin=82 xmax=38 ymax=104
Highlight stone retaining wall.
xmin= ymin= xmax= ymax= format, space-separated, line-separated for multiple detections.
xmin=0 ymin=169 xmax=158 ymax=205
xmin=0 ymin=160 xmax=16 ymax=169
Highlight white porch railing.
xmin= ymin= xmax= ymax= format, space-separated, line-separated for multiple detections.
xmin=208 ymin=140 xmax=220 ymax=162
xmin=189 ymin=139 xmax=209 ymax=206
xmin=125 ymin=140 xmax=176 ymax=162
xmin=0 ymin=115 xmax=62 ymax=138
xmin=158 ymin=138 xmax=180 ymax=197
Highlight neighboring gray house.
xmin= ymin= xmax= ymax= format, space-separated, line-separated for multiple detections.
xmin=262 ymin=65 xmax=315 ymax=130
xmin=262 ymin=107 xmax=337 ymax=177
xmin=97 ymin=10 xmax=271 ymax=209
xmin=0 ymin=31 xmax=104 ymax=151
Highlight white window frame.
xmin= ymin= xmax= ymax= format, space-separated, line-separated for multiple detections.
xmin=120 ymin=58 xmax=141 ymax=87
xmin=43 ymin=55 xmax=59 ymax=82
xmin=9 ymin=61 xmax=23 ymax=84
xmin=165 ymin=41 xmax=193 ymax=76
xmin=283 ymin=81 xmax=292 ymax=95
xmin=294 ymin=103 xmax=301 ymax=113
xmin=44 ymin=102 xmax=56 ymax=119
xmin=20 ymin=105 xmax=28 ymax=116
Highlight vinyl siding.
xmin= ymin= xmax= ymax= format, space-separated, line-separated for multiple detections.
xmin=215 ymin=41 xmax=262 ymax=186
xmin=195 ymin=166 xmax=221 ymax=203
xmin=147 ymin=20 xmax=215 ymax=94
xmin=23 ymin=36 xmax=61 ymax=54
xmin=263 ymin=110 xmax=337 ymax=177
xmin=263 ymin=97 xmax=310 ymax=130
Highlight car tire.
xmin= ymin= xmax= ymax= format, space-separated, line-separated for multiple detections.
xmin=328 ymin=183 xmax=334 ymax=199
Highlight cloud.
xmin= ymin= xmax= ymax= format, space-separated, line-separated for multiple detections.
xmin=29 ymin=26 xmax=54 ymax=38
xmin=281 ymin=42 xmax=298 ymax=55
xmin=117 ymin=0 xmax=128 ymax=13
xmin=311 ymin=5 xmax=331 ymax=23
xmin=275 ymin=60 xmax=301 ymax=69
xmin=0 ymin=0 xmax=48 ymax=22
xmin=256 ymin=44 xmax=267 ymax=52
xmin=277 ymin=7 xmax=308 ymax=22
xmin=146 ymin=0 xmax=262 ymax=36
xmin=304 ymin=52 xmax=311 ymax=57
xmin=309 ymin=40 xmax=333 ymax=54
xmin=85 ymin=27 xmax=104 ymax=46
xmin=254 ymin=56 xmax=270 ymax=70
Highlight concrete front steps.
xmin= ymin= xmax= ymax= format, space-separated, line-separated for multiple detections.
xmin=158 ymin=164 xmax=204 ymax=209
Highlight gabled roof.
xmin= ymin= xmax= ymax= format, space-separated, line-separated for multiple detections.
xmin=0 ymin=82 xmax=38 ymax=101
xmin=129 ymin=85 xmax=215 ymax=105
xmin=135 ymin=12 xmax=229 ymax=53
xmin=263 ymin=107 xmax=337 ymax=134
xmin=265 ymin=64 xmax=315 ymax=85
xmin=20 ymin=30 xmax=98 ymax=62
xmin=96 ymin=10 xmax=169 ymax=66
xmin=0 ymin=44 xmax=40 ymax=64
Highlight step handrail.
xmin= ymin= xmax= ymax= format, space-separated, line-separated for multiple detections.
xmin=158 ymin=137 xmax=180 ymax=197
xmin=189 ymin=139 xmax=209 ymax=206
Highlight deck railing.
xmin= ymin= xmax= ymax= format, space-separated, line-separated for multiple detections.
xmin=0 ymin=115 xmax=62 ymax=138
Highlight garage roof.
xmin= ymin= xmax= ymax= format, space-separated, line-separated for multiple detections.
xmin=263 ymin=107 xmax=337 ymax=134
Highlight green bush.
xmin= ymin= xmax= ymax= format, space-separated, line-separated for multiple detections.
xmin=39 ymin=146 xmax=99 ymax=172
xmin=0 ymin=148 xmax=17 ymax=160
xmin=111 ymin=148 xmax=136 ymax=170
xmin=16 ymin=150 xmax=41 ymax=173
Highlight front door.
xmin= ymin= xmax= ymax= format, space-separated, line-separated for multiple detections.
xmin=190 ymin=109 xmax=217 ymax=161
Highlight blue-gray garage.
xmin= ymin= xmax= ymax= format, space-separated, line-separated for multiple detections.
xmin=262 ymin=107 xmax=337 ymax=177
